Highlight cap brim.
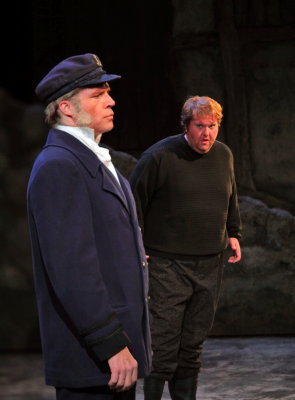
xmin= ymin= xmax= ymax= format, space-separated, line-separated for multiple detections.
xmin=79 ymin=73 xmax=121 ymax=87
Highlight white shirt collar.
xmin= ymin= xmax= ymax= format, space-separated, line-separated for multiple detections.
xmin=55 ymin=125 xmax=111 ymax=162
xmin=54 ymin=124 xmax=120 ymax=184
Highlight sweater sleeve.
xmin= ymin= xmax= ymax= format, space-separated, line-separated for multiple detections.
xmin=226 ymin=175 xmax=242 ymax=239
xmin=129 ymin=153 xmax=159 ymax=234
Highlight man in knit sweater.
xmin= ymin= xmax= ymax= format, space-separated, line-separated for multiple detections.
xmin=130 ymin=96 xmax=242 ymax=400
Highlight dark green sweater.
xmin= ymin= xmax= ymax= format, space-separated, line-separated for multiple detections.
xmin=130 ymin=134 xmax=242 ymax=258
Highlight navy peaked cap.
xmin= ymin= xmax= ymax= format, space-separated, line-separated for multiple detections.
xmin=35 ymin=53 xmax=121 ymax=105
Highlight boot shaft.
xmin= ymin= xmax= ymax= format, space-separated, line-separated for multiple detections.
xmin=144 ymin=376 xmax=165 ymax=400
xmin=168 ymin=375 xmax=198 ymax=400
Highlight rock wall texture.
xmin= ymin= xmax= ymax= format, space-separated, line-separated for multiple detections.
xmin=170 ymin=0 xmax=295 ymax=212
xmin=212 ymin=196 xmax=295 ymax=336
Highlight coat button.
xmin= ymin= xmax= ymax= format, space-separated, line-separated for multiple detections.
xmin=142 ymin=261 xmax=147 ymax=267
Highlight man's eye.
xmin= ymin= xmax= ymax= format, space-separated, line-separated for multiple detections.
xmin=196 ymin=124 xmax=204 ymax=128
xmin=209 ymin=124 xmax=216 ymax=128
xmin=93 ymin=89 xmax=110 ymax=98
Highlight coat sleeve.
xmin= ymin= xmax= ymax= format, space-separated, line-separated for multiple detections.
xmin=28 ymin=157 xmax=130 ymax=361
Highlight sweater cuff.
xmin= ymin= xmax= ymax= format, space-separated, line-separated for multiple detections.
xmin=89 ymin=327 xmax=131 ymax=361
xmin=229 ymin=233 xmax=241 ymax=239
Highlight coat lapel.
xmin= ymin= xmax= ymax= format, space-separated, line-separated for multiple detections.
xmin=119 ymin=174 xmax=138 ymax=220
xmin=45 ymin=128 xmax=130 ymax=212
xmin=101 ymin=165 xmax=130 ymax=212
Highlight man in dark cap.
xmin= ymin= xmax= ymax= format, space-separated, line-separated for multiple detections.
xmin=27 ymin=53 xmax=151 ymax=400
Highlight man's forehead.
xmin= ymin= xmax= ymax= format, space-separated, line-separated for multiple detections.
xmin=192 ymin=114 xmax=217 ymax=123
xmin=92 ymin=85 xmax=110 ymax=92
xmin=80 ymin=83 xmax=110 ymax=94
xmin=90 ymin=81 xmax=110 ymax=90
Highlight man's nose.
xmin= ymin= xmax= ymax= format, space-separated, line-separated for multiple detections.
xmin=107 ymin=93 xmax=115 ymax=106
xmin=203 ymin=126 xmax=210 ymax=136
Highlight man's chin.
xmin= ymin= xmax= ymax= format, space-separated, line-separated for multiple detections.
xmin=196 ymin=146 xmax=210 ymax=154
xmin=97 ymin=124 xmax=114 ymax=136
xmin=200 ymin=143 xmax=213 ymax=153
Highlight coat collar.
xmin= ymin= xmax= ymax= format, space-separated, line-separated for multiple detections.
xmin=45 ymin=128 xmax=101 ymax=177
xmin=45 ymin=128 xmax=130 ymax=212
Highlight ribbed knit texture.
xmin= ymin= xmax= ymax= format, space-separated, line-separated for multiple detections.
xmin=130 ymin=134 xmax=241 ymax=258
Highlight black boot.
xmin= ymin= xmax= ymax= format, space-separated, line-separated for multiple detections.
xmin=143 ymin=376 xmax=165 ymax=400
xmin=168 ymin=375 xmax=198 ymax=400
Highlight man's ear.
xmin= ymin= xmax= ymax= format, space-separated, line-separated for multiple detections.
xmin=58 ymin=100 xmax=74 ymax=118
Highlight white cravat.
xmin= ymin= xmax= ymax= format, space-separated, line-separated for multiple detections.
xmin=55 ymin=125 xmax=120 ymax=184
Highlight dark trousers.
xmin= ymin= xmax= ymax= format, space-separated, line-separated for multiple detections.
xmin=56 ymin=384 xmax=136 ymax=400
xmin=147 ymin=253 xmax=224 ymax=381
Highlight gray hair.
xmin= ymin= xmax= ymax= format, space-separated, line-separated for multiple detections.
xmin=44 ymin=88 xmax=81 ymax=126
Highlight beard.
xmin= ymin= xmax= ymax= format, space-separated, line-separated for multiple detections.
xmin=75 ymin=110 xmax=92 ymax=127
xmin=71 ymin=97 xmax=92 ymax=127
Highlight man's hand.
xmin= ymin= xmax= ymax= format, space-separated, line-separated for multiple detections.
xmin=108 ymin=347 xmax=138 ymax=392
xmin=228 ymin=237 xmax=241 ymax=263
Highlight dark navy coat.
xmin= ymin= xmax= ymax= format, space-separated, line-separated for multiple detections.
xmin=27 ymin=128 xmax=151 ymax=388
